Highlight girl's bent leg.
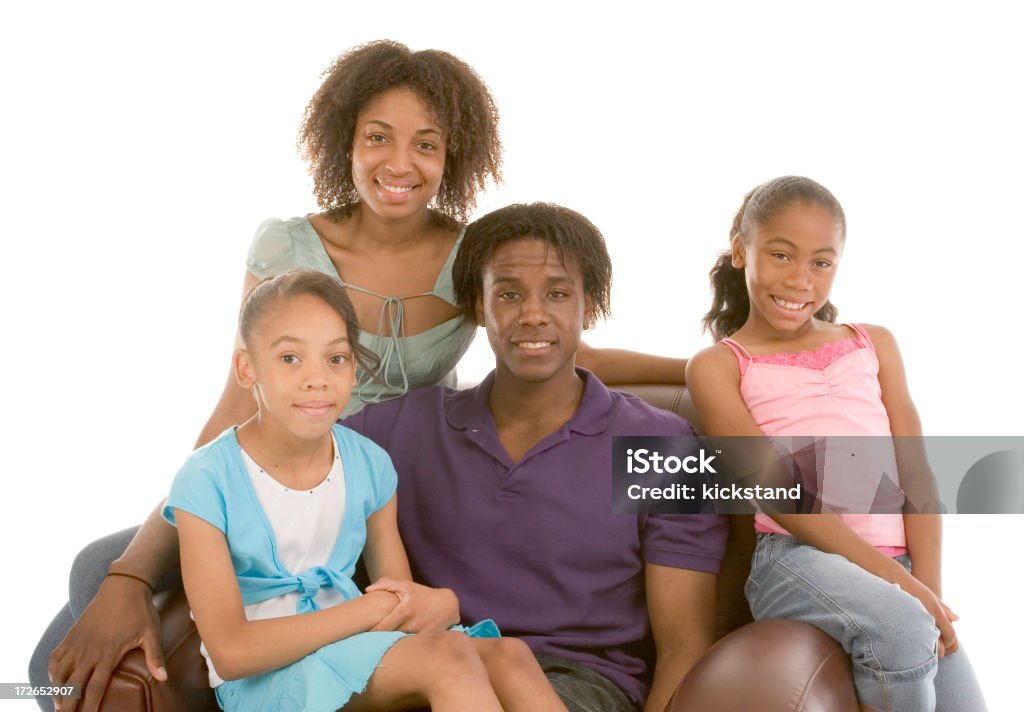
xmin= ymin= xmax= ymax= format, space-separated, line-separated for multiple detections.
xmin=934 ymin=647 xmax=987 ymax=712
xmin=345 ymin=631 xmax=502 ymax=712
xmin=471 ymin=638 xmax=568 ymax=712
xmin=746 ymin=535 xmax=940 ymax=712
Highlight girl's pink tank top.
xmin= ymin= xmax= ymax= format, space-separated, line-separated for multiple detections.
xmin=720 ymin=324 xmax=907 ymax=553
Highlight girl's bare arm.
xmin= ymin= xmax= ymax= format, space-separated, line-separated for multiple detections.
xmin=177 ymin=509 xmax=399 ymax=681
xmin=864 ymin=324 xmax=943 ymax=588
xmin=362 ymin=497 xmax=460 ymax=634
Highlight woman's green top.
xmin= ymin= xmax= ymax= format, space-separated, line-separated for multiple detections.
xmin=246 ymin=216 xmax=477 ymax=417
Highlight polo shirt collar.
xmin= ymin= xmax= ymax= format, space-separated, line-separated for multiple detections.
xmin=444 ymin=367 xmax=612 ymax=437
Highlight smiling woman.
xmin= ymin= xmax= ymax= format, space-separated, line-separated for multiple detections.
xmin=298 ymin=41 xmax=501 ymax=224
xmin=230 ymin=40 xmax=505 ymax=425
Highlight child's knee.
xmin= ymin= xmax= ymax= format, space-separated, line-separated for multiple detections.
xmin=861 ymin=593 xmax=939 ymax=674
xmin=884 ymin=598 xmax=937 ymax=672
xmin=851 ymin=605 xmax=938 ymax=712
xmin=478 ymin=637 xmax=537 ymax=672
xmin=422 ymin=632 xmax=487 ymax=675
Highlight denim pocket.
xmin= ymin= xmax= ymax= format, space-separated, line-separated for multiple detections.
xmin=745 ymin=533 xmax=775 ymax=599
xmin=743 ymin=572 xmax=760 ymax=605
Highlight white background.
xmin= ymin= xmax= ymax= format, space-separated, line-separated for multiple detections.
xmin=2 ymin=1 xmax=1022 ymax=709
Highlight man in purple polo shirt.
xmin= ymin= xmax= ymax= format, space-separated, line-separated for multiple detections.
xmin=344 ymin=203 xmax=728 ymax=712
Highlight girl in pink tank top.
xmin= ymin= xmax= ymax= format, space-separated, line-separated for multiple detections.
xmin=686 ymin=177 xmax=985 ymax=711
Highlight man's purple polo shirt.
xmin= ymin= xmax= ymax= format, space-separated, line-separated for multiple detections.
xmin=343 ymin=369 xmax=728 ymax=706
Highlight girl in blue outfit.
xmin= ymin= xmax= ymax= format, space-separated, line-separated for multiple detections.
xmin=686 ymin=177 xmax=986 ymax=712
xmin=164 ymin=269 xmax=567 ymax=712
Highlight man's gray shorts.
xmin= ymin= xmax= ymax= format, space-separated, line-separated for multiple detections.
xmin=535 ymin=653 xmax=637 ymax=712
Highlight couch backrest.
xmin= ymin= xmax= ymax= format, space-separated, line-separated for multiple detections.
xmin=612 ymin=384 xmax=755 ymax=639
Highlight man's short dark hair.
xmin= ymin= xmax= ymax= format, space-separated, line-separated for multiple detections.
xmin=452 ymin=202 xmax=613 ymax=324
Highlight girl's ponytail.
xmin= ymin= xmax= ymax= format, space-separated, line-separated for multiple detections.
xmin=703 ymin=176 xmax=844 ymax=341
xmin=703 ymin=191 xmax=754 ymax=341
xmin=703 ymin=252 xmax=749 ymax=341
xmin=814 ymin=301 xmax=838 ymax=324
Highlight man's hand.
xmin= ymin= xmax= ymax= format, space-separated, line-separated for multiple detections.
xmin=48 ymin=575 xmax=167 ymax=712
xmin=365 ymin=577 xmax=459 ymax=634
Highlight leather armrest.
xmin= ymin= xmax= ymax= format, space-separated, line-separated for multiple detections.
xmin=100 ymin=590 xmax=216 ymax=712
xmin=665 ymin=619 xmax=859 ymax=712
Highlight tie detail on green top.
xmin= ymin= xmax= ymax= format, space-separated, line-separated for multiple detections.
xmin=246 ymin=216 xmax=477 ymax=416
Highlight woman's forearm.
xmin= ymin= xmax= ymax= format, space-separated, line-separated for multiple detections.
xmin=114 ymin=361 xmax=258 ymax=585
xmin=112 ymin=379 xmax=256 ymax=588
xmin=194 ymin=373 xmax=257 ymax=449
xmin=108 ymin=502 xmax=181 ymax=586
xmin=108 ymin=358 xmax=259 ymax=587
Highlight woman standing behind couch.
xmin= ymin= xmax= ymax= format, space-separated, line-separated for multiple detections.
xmin=32 ymin=40 xmax=687 ymax=712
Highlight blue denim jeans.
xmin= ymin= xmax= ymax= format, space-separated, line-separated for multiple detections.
xmin=745 ymin=533 xmax=986 ymax=712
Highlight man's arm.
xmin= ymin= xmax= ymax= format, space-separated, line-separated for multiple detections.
xmin=577 ymin=342 xmax=688 ymax=385
xmin=644 ymin=563 xmax=717 ymax=712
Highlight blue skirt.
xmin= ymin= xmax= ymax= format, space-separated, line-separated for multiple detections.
xmin=215 ymin=621 xmax=500 ymax=712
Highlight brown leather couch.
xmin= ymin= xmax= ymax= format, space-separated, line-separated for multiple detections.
xmin=101 ymin=384 xmax=861 ymax=711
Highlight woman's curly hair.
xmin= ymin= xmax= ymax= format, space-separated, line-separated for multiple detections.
xmin=299 ymin=40 xmax=502 ymax=223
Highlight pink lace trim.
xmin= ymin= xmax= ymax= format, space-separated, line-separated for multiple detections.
xmin=750 ymin=338 xmax=864 ymax=370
